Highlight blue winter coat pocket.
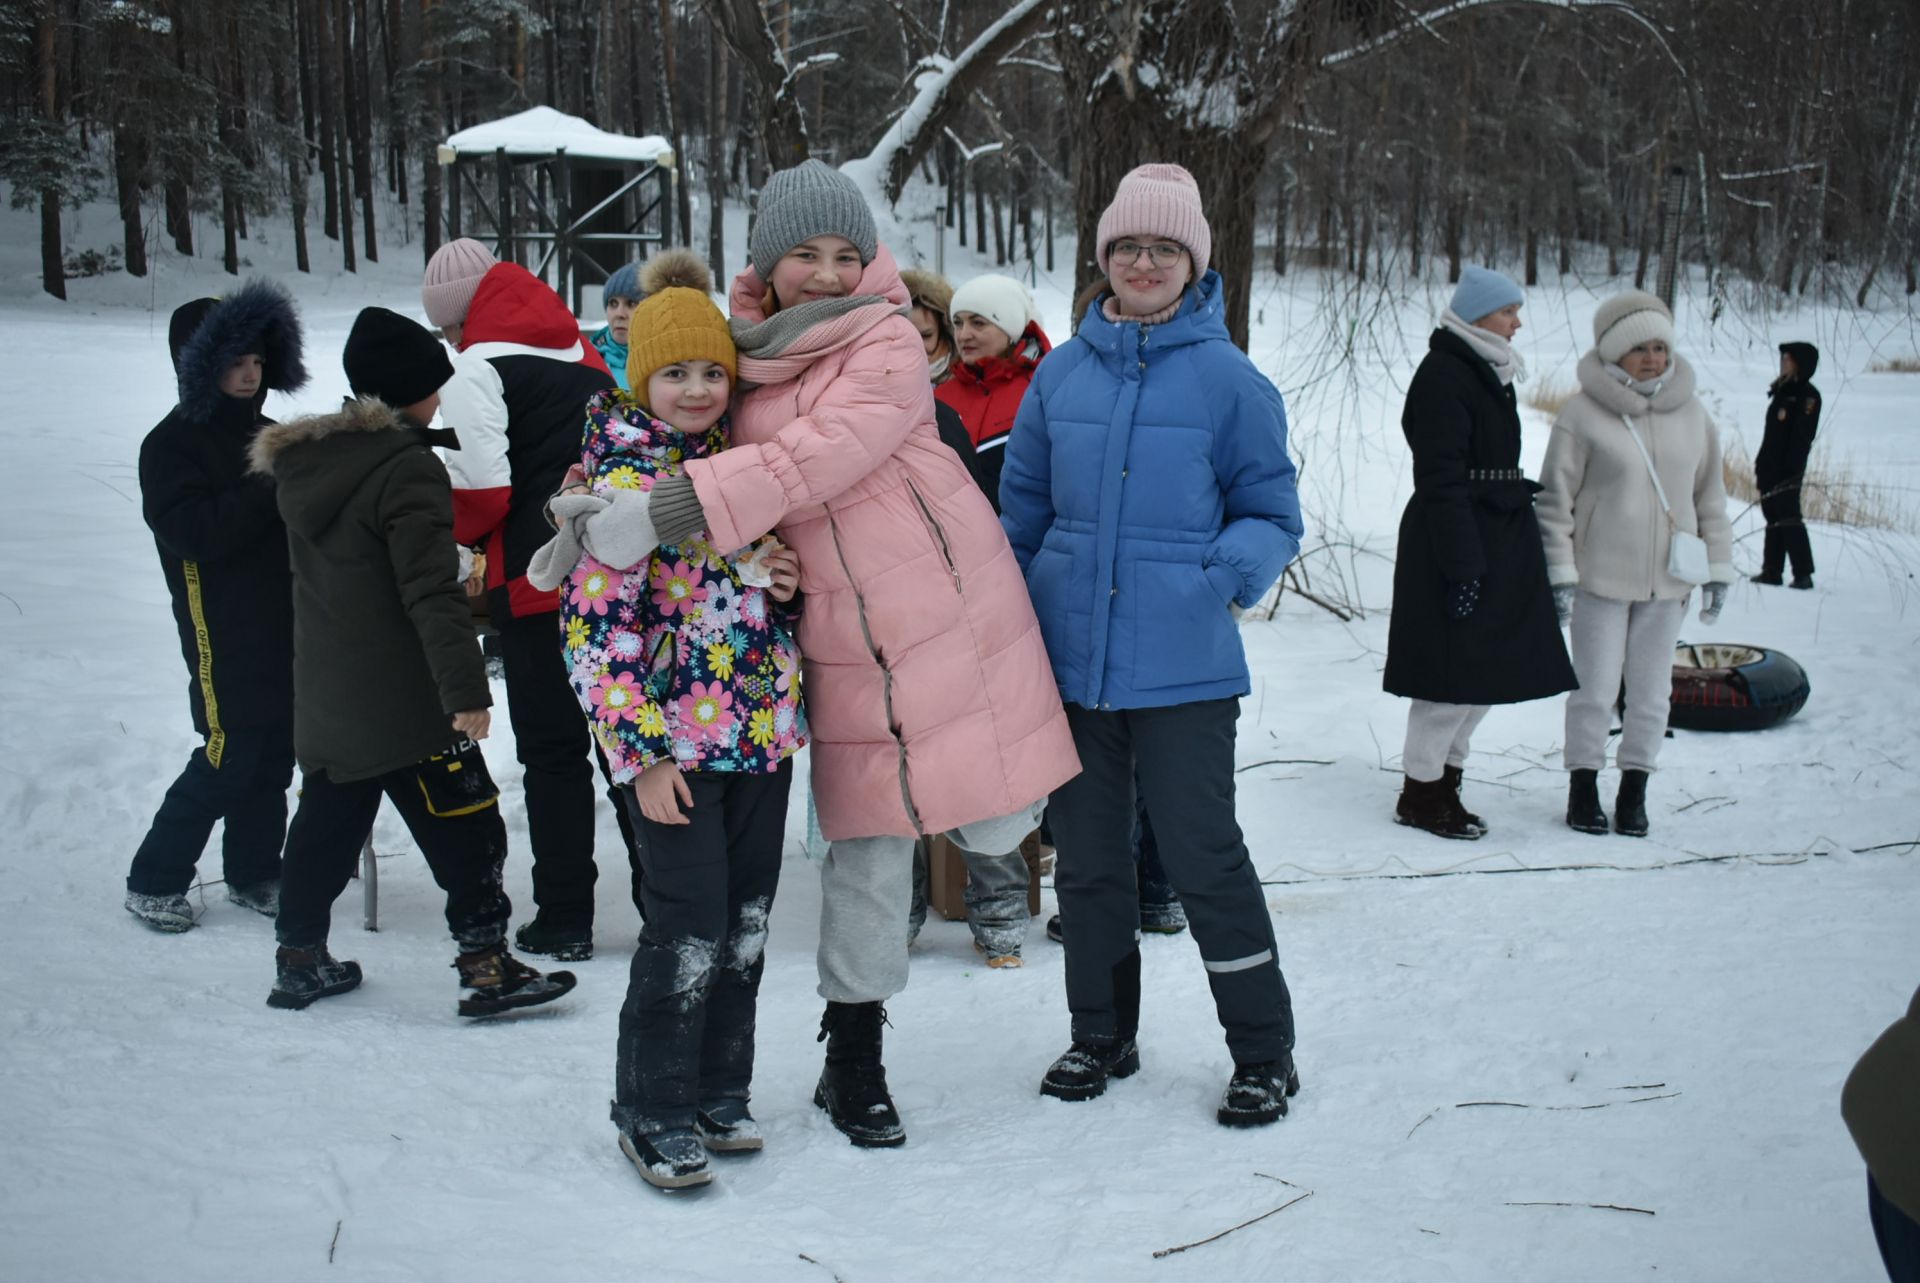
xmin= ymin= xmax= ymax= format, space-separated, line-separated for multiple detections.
xmin=1129 ymin=558 xmax=1242 ymax=690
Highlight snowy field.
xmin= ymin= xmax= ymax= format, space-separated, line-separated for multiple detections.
xmin=0 ymin=194 xmax=1916 ymax=1282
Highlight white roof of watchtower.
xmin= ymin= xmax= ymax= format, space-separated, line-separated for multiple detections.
xmin=441 ymin=106 xmax=672 ymax=164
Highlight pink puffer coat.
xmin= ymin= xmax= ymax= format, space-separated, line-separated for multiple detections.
xmin=685 ymin=247 xmax=1078 ymax=841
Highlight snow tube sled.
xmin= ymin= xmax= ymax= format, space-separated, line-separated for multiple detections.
xmin=1669 ymin=643 xmax=1810 ymax=732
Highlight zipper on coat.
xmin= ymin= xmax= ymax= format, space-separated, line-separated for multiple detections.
xmin=904 ymin=478 xmax=964 ymax=594
xmin=828 ymin=512 xmax=925 ymax=835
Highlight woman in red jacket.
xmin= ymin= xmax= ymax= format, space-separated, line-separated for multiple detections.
xmin=935 ymin=274 xmax=1050 ymax=509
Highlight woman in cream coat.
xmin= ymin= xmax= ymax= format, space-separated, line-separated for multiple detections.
xmin=1537 ymin=291 xmax=1733 ymax=838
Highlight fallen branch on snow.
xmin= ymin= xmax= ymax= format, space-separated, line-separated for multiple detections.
xmin=797 ymin=1253 xmax=845 ymax=1282
xmin=1152 ymin=1190 xmax=1314 ymax=1259
xmin=1505 ymin=1201 xmax=1656 ymax=1216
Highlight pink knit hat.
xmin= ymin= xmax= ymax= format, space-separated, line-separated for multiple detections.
xmin=1096 ymin=163 xmax=1212 ymax=279
xmin=421 ymin=238 xmax=498 ymax=329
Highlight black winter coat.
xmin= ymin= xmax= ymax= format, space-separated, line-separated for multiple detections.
xmin=1755 ymin=371 xmax=1822 ymax=489
xmin=1383 ymin=328 xmax=1575 ymax=705
xmin=140 ymin=282 xmax=307 ymax=750
xmin=250 ymin=398 xmax=491 ymax=783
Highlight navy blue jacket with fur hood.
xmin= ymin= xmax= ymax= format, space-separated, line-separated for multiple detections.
xmin=140 ymin=280 xmax=306 ymax=748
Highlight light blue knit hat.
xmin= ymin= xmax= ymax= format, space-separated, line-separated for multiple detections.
xmin=602 ymin=260 xmax=643 ymax=304
xmin=1450 ymin=266 xmax=1525 ymax=323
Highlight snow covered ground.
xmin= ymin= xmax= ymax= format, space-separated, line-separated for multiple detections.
xmin=0 ymin=193 xmax=1915 ymax=1281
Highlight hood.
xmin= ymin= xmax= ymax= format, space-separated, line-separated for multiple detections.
xmin=1074 ymin=269 xmax=1231 ymax=361
xmin=952 ymin=321 xmax=1052 ymax=388
xmin=1779 ymin=341 xmax=1820 ymax=380
xmin=250 ymin=396 xmax=445 ymax=538
xmin=174 ymin=279 xmax=309 ymax=422
xmin=461 ymin=263 xmax=610 ymax=374
xmin=727 ymin=243 xmax=912 ymax=325
xmin=1574 ymin=349 xmax=1698 ymax=417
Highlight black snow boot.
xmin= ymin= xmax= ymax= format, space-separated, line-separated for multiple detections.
xmin=267 ymin=945 xmax=363 ymax=1010
xmin=1614 ymin=769 xmax=1650 ymax=837
xmin=619 ymin=1127 xmax=712 ymax=1191
xmin=1566 ymin=769 xmax=1609 ymax=835
xmin=513 ymin=915 xmax=593 ymax=962
xmin=455 ymin=944 xmax=577 ymax=1018
xmin=814 ymin=1001 xmax=905 ymax=1148
xmin=1395 ymin=776 xmax=1481 ymax=840
xmin=1440 ymin=764 xmax=1488 ymax=836
xmin=1217 ymin=1055 xmax=1302 ymax=1127
xmin=1041 ymin=948 xmax=1142 ymax=1101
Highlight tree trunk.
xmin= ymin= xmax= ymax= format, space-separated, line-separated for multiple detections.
xmin=654 ymin=0 xmax=693 ymax=245
xmin=699 ymin=0 xmax=809 ymax=171
xmin=35 ymin=4 xmax=64 ymax=299
xmin=314 ymin=0 xmax=340 ymax=241
xmin=707 ymin=29 xmax=729 ymax=284
xmin=346 ymin=0 xmax=377 ymax=260
xmin=421 ymin=0 xmax=444 ymax=259
xmin=1444 ymin=200 xmax=1462 ymax=284
xmin=114 ymin=125 xmax=149 ymax=277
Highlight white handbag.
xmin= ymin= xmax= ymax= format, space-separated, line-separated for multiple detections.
xmin=1622 ymin=414 xmax=1711 ymax=585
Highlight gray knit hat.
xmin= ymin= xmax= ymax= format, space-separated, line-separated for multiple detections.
xmin=748 ymin=159 xmax=878 ymax=281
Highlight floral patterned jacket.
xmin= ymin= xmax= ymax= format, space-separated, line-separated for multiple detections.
xmin=561 ymin=390 xmax=805 ymax=783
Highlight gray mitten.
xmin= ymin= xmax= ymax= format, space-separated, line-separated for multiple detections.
xmin=525 ymin=492 xmax=608 ymax=590
xmin=580 ymin=487 xmax=662 ymax=570
xmin=1552 ymin=583 xmax=1576 ymax=627
xmin=1699 ymin=581 xmax=1727 ymax=625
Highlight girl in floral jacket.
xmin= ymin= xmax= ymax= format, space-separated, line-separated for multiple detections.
xmin=529 ymin=253 xmax=803 ymax=1192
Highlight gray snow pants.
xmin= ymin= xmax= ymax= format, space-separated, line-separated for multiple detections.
xmin=906 ymin=838 xmax=1032 ymax=956
xmin=817 ymin=800 xmax=1044 ymax=1003
xmin=1564 ymin=588 xmax=1689 ymax=772
xmin=1048 ymin=699 xmax=1295 ymax=1065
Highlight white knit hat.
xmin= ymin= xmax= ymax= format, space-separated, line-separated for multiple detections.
xmin=948 ymin=274 xmax=1034 ymax=344
xmin=1593 ymin=290 xmax=1676 ymax=363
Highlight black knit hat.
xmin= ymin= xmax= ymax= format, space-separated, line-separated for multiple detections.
xmin=343 ymin=307 xmax=455 ymax=408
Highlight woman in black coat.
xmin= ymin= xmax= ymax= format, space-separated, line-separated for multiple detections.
xmin=1383 ymin=268 xmax=1574 ymax=838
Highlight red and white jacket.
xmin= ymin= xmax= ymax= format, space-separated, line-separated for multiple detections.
xmin=438 ymin=263 xmax=613 ymax=618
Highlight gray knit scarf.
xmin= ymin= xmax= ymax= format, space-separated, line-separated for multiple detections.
xmin=728 ymin=294 xmax=906 ymax=389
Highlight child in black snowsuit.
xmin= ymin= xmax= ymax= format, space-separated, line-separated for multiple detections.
xmin=1753 ymin=341 xmax=1822 ymax=589
xmin=250 ymin=306 xmax=576 ymax=1018
xmin=128 ymin=280 xmax=307 ymax=933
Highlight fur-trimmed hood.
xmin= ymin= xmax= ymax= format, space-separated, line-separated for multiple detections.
xmin=174 ymin=279 xmax=308 ymax=423
xmin=252 ymin=396 xmax=456 ymax=540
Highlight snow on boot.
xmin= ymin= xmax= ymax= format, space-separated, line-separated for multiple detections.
xmin=694 ymin=1101 xmax=764 ymax=1154
xmin=227 ymin=879 xmax=280 ymax=918
xmin=972 ymin=938 xmax=1024 ymax=969
xmin=456 ymin=945 xmax=577 ymax=1018
xmin=1039 ymin=1036 xmax=1141 ymax=1102
xmin=267 ymin=946 xmax=363 ymax=1010
xmin=1395 ymin=775 xmax=1481 ymax=840
xmin=1217 ymin=1056 xmax=1302 ymax=1128
xmin=619 ymin=1127 xmax=712 ymax=1190
xmin=1566 ymin=768 xmax=1609 ymax=835
xmin=1139 ymin=896 xmax=1188 ymax=935
xmin=813 ymin=1001 xmax=906 ymax=1148
xmin=125 ymin=890 xmax=195 ymax=933
xmin=513 ymin=915 xmax=593 ymax=962
xmin=1614 ymin=769 xmax=1650 ymax=837
xmin=1441 ymin=764 xmax=1488 ymax=836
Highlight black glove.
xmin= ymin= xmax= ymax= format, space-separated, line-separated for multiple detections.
xmin=1446 ymin=578 xmax=1482 ymax=621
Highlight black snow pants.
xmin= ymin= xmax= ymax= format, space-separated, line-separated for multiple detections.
xmin=127 ymin=729 xmax=294 ymax=896
xmin=611 ymin=762 xmax=792 ymax=1136
xmin=1047 ymin=698 xmax=1295 ymax=1065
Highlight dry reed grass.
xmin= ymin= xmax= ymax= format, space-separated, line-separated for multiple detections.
xmin=1722 ymin=438 xmax=1912 ymax=532
xmin=1868 ymin=355 xmax=1920 ymax=373
xmin=1523 ymin=379 xmax=1575 ymax=417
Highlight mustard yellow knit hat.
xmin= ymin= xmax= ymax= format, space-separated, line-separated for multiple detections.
xmin=625 ymin=249 xmax=737 ymax=400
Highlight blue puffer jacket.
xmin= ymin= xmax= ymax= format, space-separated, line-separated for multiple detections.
xmin=1000 ymin=271 xmax=1303 ymax=711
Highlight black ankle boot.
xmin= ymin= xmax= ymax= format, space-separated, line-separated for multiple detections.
xmin=814 ymin=1001 xmax=905 ymax=1147
xmin=1042 ymin=949 xmax=1144 ymax=1101
xmin=1440 ymin=764 xmax=1488 ymax=835
xmin=1614 ymin=769 xmax=1650 ymax=837
xmin=1567 ymin=769 xmax=1608 ymax=834
xmin=1396 ymin=776 xmax=1481 ymax=840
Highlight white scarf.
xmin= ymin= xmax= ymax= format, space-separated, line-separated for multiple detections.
xmin=1603 ymin=361 xmax=1666 ymax=400
xmin=1440 ymin=308 xmax=1525 ymax=386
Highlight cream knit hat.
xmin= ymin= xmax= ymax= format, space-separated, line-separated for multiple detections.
xmin=1593 ymin=290 xmax=1675 ymax=363
xmin=948 ymin=274 xmax=1035 ymax=345
xmin=1096 ymin=163 xmax=1212 ymax=279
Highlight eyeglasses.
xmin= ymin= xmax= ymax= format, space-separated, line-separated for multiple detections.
xmin=1110 ymin=240 xmax=1187 ymax=267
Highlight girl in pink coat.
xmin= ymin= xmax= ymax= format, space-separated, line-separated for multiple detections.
xmin=633 ymin=160 xmax=1079 ymax=1148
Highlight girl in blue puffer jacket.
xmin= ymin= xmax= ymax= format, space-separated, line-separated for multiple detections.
xmin=1000 ymin=163 xmax=1305 ymax=1129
